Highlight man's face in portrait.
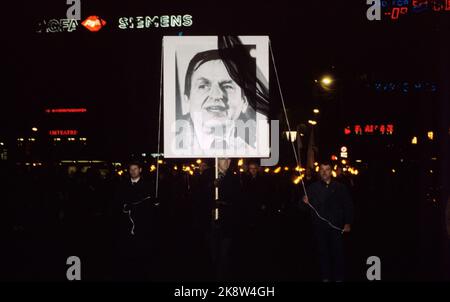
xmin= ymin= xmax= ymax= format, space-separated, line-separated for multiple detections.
xmin=185 ymin=59 xmax=247 ymax=134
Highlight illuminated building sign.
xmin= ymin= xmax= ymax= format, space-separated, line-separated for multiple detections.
xmin=382 ymin=0 xmax=450 ymax=21
xmin=37 ymin=14 xmax=194 ymax=34
xmin=118 ymin=14 xmax=193 ymax=30
xmin=372 ymin=81 xmax=437 ymax=93
xmin=49 ymin=130 xmax=79 ymax=136
xmin=82 ymin=16 xmax=106 ymax=32
xmin=344 ymin=124 xmax=394 ymax=135
xmin=36 ymin=19 xmax=79 ymax=33
xmin=340 ymin=146 xmax=348 ymax=158
xmin=45 ymin=108 xmax=87 ymax=113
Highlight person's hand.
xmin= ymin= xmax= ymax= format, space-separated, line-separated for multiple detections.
xmin=343 ymin=224 xmax=351 ymax=233
xmin=303 ymin=195 xmax=310 ymax=205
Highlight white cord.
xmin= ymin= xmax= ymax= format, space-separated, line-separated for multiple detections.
xmin=269 ymin=41 xmax=344 ymax=234
xmin=123 ymin=207 xmax=136 ymax=236
xmin=306 ymin=203 xmax=344 ymax=233
xmin=122 ymin=196 xmax=154 ymax=236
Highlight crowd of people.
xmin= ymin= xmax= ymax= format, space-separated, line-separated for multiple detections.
xmin=0 ymin=158 xmax=357 ymax=281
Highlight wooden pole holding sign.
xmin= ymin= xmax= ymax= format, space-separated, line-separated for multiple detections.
xmin=214 ymin=157 xmax=219 ymax=221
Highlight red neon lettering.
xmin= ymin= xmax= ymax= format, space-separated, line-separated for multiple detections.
xmin=48 ymin=130 xmax=79 ymax=136
xmin=364 ymin=125 xmax=375 ymax=133
xmin=386 ymin=124 xmax=394 ymax=134
xmin=391 ymin=7 xmax=400 ymax=19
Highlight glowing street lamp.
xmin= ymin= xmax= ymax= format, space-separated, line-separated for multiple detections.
xmin=321 ymin=76 xmax=333 ymax=86
xmin=31 ymin=127 xmax=38 ymax=132
xmin=308 ymin=120 xmax=317 ymax=126
xmin=284 ymin=131 xmax=297 ymax=142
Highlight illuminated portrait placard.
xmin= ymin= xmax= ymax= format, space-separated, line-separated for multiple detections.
xmin=163 ymin=36 xmax=270 ymax=158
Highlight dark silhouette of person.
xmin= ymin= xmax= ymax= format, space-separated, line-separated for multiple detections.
xmin=111 ymin=161 xmax=159 ymax=281
xmin=302 ymin=161 xmax=353 ymax=282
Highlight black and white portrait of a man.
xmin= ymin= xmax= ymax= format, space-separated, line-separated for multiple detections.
xmin=163 ymin=36 xmax=270 ymax=158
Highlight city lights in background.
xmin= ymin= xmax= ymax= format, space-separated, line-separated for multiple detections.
xmin=49 ymin=130 xmax=79 ymax=136
xmin=284 ymin=131 xmax=297 ymax=142
xmin=340 ymin=146 xmax=348 ymax=158
xmin=411 ymin=136 xmax=418 ymax=145
xmin=344 ymin=124 xmax=394 ymax=135
xmin=106 ymin=154 xmax=363 ymax=185
xmin=427 ymin=131 xmax=434 ymax=140
xmin=45 ymin=108 xmax=87 ymax=113
xmin=318 ymin=75 xmax=335 ymax=91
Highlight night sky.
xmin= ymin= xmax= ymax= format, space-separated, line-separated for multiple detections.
xmin=2 ymin=0 xmax=448 ymax=161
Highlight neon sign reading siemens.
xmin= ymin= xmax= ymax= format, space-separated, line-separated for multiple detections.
xmin=118 ymin=14 xmax=193 ymax=30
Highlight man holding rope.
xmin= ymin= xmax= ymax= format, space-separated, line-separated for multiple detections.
xmin=302 ymin=160 xmax=353 ymax=282
xmin=111 ymin=160 xmax=159 ymax=281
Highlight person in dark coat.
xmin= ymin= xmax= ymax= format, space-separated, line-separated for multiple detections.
xmin=189 ymin=161 xmax=215 ymax=277
xmin=211 ymin=158 xmax=242 ymax=280
xmin=302 ymin=161 xmax=353 ymax=282
xmin=239 ymin=161 xmax=272 ymax=280
xmin=191 ymin=162 xmax=215 ymax=242
xmin=111 ymin=160 xmax=159 ymax=281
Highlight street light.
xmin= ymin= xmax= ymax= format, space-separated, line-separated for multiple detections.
xmin=308 ymin=120 xmax=317 ymax=126
xmin=321 ymin=76 xmax=333 ymax=86
xmin=313 ymin=108 xmax=320 ymax=114
xmin=31 ymin=127 xmax=38 ymax=132
xmin=284 ymin=131 xmax=297 ymax=142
